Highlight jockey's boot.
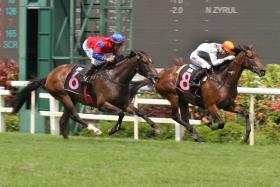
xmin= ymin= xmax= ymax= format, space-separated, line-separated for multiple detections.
xmin=82 ymin=64 xmax=95 ymax=84
xmin=190 ymin=68 xmax=207 ymax=87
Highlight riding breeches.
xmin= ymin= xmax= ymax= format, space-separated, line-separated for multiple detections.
xmin=190 ymin=51 xmax=211 ymax=69
xmin=83 ymin=40 xmax=103 ymax=66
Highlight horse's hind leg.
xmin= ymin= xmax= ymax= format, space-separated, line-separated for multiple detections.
xmin=126 ymin=104 xmax=161 ymax=135
xmin=58 ymin=95 xmax=102 ymax=135
xmin=60 ymin=111 xmax=70 ymax=139
xmin=166 ymin=95 xmax=199 ymax=141
xmin=178 ymin=99 xmax=200 ymax=141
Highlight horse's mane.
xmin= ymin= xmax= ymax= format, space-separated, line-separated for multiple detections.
xmin=104 ymin=51 xmax=136 ymax=70
xmin=109 ymin=50 xmax=149 ymax=69
xmin=170 ymin=56 xmax=188 ymax=66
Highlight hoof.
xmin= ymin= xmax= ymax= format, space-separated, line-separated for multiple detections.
xmin=108 ymin=128 xmax=116 ymax=136
xmin=192 ymin=134 xmax=201 ymax=142
xmin=88 ymin=124 xmax=102 ymax=135
xmin=242 ymin=136 xmax=249 ymax=144
xmin=154 ymin=128 xmax=161 ymax=135
xmin=61 ymin=131 xmax=69 ymax=139
xmin=62 ymin=135 xmax=69 ymax=139
xmin=210 ymin=125 xmax=219 ymax=130
xmin=94 ymin=129 xmax=103 ymax=136
xmin=206 ymin=122 xmax=212 ymax=128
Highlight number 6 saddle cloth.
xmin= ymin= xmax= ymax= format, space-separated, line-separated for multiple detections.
xmin=176 ymin=64 xmax=201 ymax=95
xmin=64 ymin=65 xmax=95 ymax=106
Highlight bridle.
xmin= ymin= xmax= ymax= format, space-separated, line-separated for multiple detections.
xmin=208 ymin=49 xmax=256 ymax=89
xmin=134 ymin=51 xmax=158 ymax=83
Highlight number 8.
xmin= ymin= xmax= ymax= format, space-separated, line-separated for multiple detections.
xmin=179 ymin=72 xmax=191 ymax=91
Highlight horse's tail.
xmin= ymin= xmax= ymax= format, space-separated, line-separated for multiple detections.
xmin=10 ymin=77 xmax=46 ymax=114
xmin=171 ymin=56 xmax=184 ymax=66
xmin=129 ymin=79 xmax=151 ymax=100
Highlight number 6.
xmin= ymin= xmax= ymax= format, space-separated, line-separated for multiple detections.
xmin=69 ymin=72 xmax=79 ymax=90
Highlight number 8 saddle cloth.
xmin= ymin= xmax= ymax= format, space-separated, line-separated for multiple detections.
xmin=176 ymin=64 xmax=202 ymax=97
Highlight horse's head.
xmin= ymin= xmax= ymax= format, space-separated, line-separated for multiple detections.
xmin=235 ymin=45 xmax=266 ymax=77
xmin=129 ymin=50 xmax=160 ymax=84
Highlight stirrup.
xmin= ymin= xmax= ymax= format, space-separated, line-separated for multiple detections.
xmin=81 ymin=75 xmax=90 ymax=84
xmin=190 ymin=80 xmax=200 ymax=87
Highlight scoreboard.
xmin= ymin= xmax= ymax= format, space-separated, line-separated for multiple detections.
xmin=133 ymin=0 xmax=280 ymax=67
xmin=0 ymin=0 xmax=18 ymax=62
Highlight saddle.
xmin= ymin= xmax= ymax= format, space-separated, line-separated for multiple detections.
xmin=64 ymin=65 xmax=96 ymax=106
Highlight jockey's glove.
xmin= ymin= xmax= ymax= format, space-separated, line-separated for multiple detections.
xmin=107 ymin=55 xmax=115 ymax=62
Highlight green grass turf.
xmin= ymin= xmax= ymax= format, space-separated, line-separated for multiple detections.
xmin=0 ymin=133 xmax=279 ymax=187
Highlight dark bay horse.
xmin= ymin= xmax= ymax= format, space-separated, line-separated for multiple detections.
xmin=155 ymin=46 xmax=265 ymax=143
xmin=11 ymin=51 xmax=160 ymax=139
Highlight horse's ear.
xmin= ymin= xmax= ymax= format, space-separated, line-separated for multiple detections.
xmin=234 ymin=45 xmax=242 ymax=53
xmin=239 ymin=45 xmax=245 ymax=51
xmin=249 ymin=44 xmax=253 ymax=49
xmin=243 ymin=45 xmax=250 ymax=50
xmin=128 ymin=50 xmax=136 ymax=57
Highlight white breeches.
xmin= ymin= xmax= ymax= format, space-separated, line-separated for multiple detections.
xmin=190 ymin=51 xmax=211 ymax=69
xmin=82 ymin=40 xmax=103 ymax=66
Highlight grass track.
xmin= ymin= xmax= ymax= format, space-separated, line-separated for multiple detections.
xmin=0 ymin=133 xmax=280 ymax=187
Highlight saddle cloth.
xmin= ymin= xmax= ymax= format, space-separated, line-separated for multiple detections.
xmin=64 ymin=65 xmax=96 ymax=106
xmin=176 ymin=64 xmax=201 ymax=93
xmin=176 ymin=64 xmax=210 ymax=106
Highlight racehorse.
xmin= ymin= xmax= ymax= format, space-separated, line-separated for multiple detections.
xmin=154 ymin=45 xmax=265 ymax=143
xmin=11 ymin=50 xmax=160 ymax=139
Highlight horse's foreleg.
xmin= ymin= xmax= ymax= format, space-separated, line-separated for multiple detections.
xmin=125 ymin=104 xmax=161 ymax=135
xmin=58 ymin=95 xmax=102 ymax=135
xmin=225 ymin=103 xmax=250 ymax=143
xmin=101 ymin=101 xmax=125 ymax=135
xmin=206 ymin=104 xmax=224 ymax=130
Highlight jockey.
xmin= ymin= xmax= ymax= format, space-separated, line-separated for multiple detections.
xmin=189 ymin=41 xmax=236 ymax=86
xmin=82 ymin=32 xmax=125 ymax=82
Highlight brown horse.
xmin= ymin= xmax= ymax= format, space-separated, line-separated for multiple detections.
xmin=11 ymin=50 xmax=160 ymax=139
xmin=155 ymin=46 xmax=265 ymax=143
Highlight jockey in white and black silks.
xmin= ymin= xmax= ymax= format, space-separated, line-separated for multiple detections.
xmin=189 ymin=41 xmax=236 ymax=86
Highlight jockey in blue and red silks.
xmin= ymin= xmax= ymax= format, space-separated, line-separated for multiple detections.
xmin=82 ymin=32 xmax=125 ymax=82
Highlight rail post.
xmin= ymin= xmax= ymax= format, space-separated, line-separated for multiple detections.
xmin=0 ymin=89 xmax=6 ymax=132
xmin=249 ymin=95 xmax=255 ymax=146
xmin=133 ymin=95 xmax=139 ymax=140
xmin=175 ymin=122 xmax=185 ymax=141
xmin=30 ymin=91 xmax=36 ymax=134
xmin=49 ymin=96 xmax=60 ymax=135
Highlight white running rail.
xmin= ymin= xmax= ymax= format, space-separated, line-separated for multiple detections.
xmin=0 ymin=80 xmax=280 ymax=145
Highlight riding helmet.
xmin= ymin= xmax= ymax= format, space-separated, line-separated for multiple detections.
xmin=111 ymin=32 xmax=125 ymax=44
xmin=222 ymin=41 xmax=235 ymax=53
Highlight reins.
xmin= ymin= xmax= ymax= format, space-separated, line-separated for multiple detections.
xmin=208 ymin=50 xmax=247 ymax=89
xmin=96 ymin=55 xmax=139 ymax=87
